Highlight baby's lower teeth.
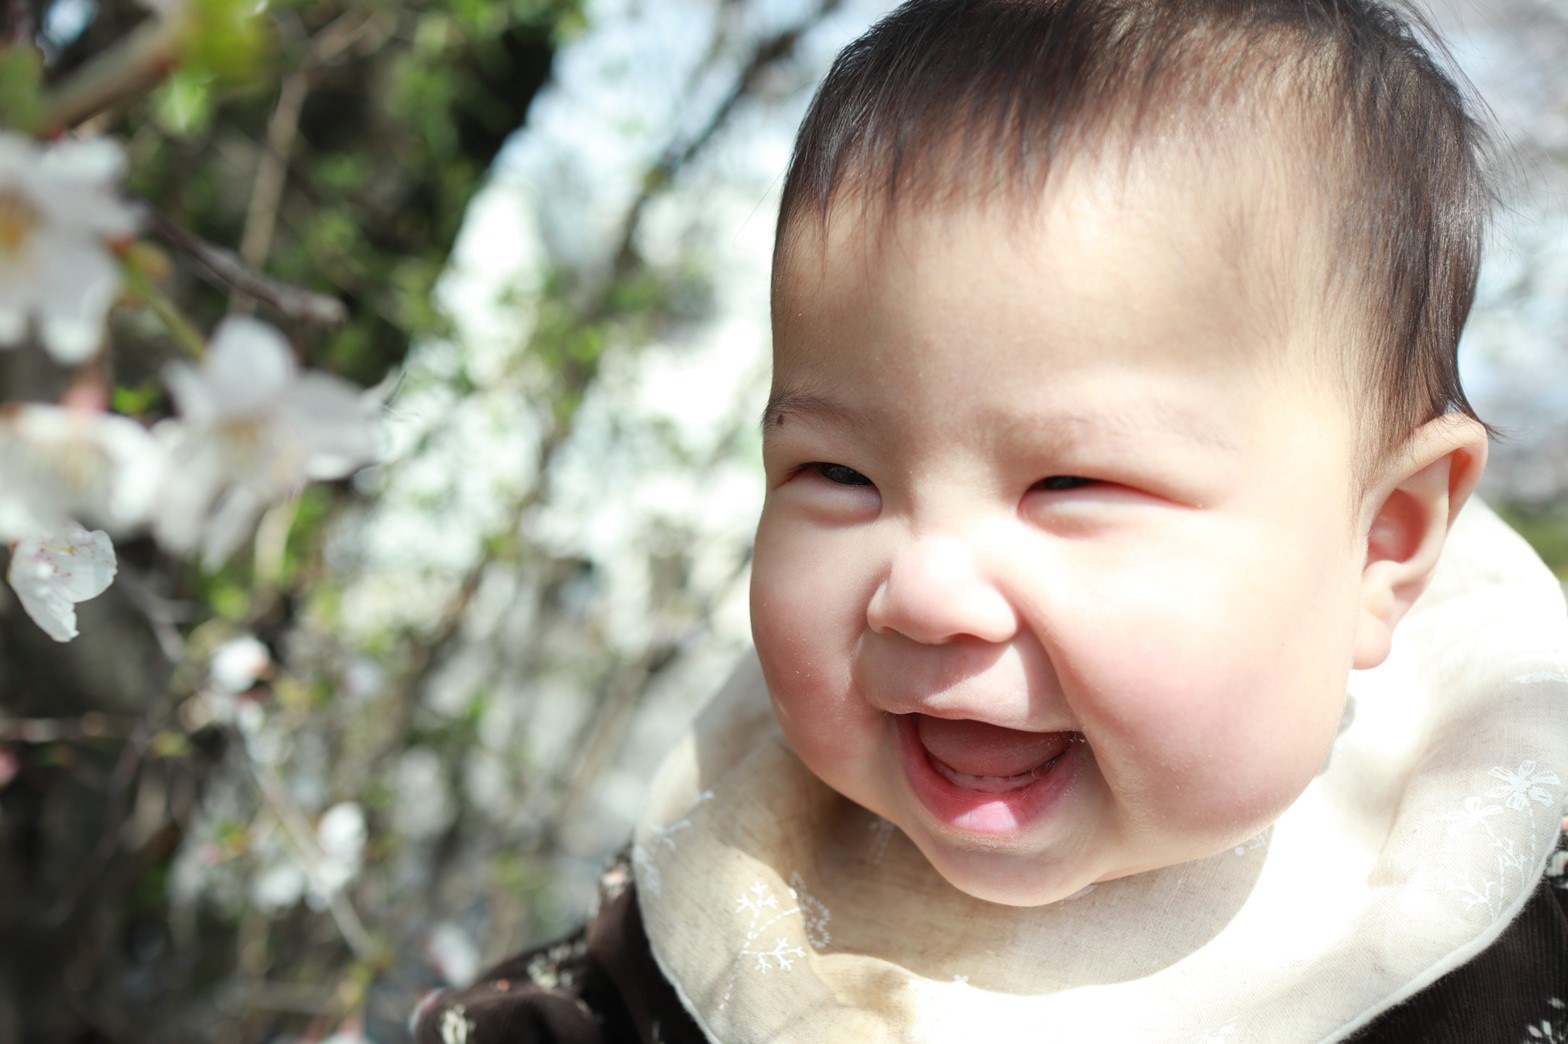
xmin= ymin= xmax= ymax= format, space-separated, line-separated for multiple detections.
xmin=932 ymin=756 xmax=1055 ymax=792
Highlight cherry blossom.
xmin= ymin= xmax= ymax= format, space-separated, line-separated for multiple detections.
xmin=6 ymin=522 xmax=117 ymax=642
xmin=423 ymin=922 xmax=482 ymax=988
xmin=0 ymin=134 xmax=140 ymax=364
xmin=312 ymin=801 xmax=367 ymax=904
xmin=154 ymin=316 xmax=386 ymax=567
xmin=208 ymin=634 xmax=272 ymax=694
xmin=0 ymin=403 xmax=166 ymax=542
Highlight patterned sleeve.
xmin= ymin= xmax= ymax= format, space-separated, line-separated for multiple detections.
xmin=409 ymin=853 xmax=706 ymax=1044
xmin=409 ymin=934 xmax=620 ymax=1044
xmin=1352 ymin=825 xmax=1568 ymax=1042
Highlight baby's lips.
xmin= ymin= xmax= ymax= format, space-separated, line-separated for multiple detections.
xmin=914 ymin=714 xmax=1074 ymax=778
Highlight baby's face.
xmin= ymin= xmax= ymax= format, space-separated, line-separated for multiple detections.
xmin=753 ymin=168 xmax=1380 ymax=906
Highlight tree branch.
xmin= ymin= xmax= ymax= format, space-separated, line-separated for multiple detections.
xmin=248 ymin=754 xmax=379 ymax=964
xmin=237 ymin=71 xmax=308 ymax=287
xmin=42 ymin=14 xmax=180 ymax=133
xmin=0 ymin=712 xmax=138 ymax=742
xmin=7 ymin=0 xmax=32 ymax=46
xmin=612 ymin=0 xmax=844 ymax=275
xmin=150 ymin=211 xmax=348 ymax=327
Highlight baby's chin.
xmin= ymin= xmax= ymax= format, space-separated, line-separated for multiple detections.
xmin=908 ymin=826 xmax=1268 ymax=908
xmin=903 ymin=829 xmax=1108 ymax=908
xmin=933 ymin=861 xmax=1097 ymax=908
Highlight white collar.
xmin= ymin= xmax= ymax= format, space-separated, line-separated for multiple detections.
xmin=634 ymin=502 xmax=1568 ymax=1043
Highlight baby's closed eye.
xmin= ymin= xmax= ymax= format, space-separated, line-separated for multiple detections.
xmin=809 ymin=462 xmax=875 ymax=487
xmin=1031 ymin=475 xmax=1100 ymax=491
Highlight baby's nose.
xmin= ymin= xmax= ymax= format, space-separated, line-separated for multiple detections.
xmin=865 ymin=534 xmax=1017 ymax=645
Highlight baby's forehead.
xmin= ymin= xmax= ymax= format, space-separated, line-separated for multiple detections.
xmin=769 ymin=149 xmax=1367 ymax=458
xmin=776 ymin=139 xmax=1333 ymax=330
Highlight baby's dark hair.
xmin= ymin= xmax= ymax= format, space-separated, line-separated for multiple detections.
xmin=776 ymin=0 xmax=1494 ymax=464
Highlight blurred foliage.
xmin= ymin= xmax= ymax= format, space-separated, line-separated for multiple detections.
xmin=0 ymin=46 xmax=46 ymax=131
xmin=79 ymin=0 xmax=572 ymax=386
xmin=0 ymin=0 xmax=581 ymax=1037
xmin=0 ymin=0 xmax=822 ymax=1034
xmin=1498 ymin=505 xmax=1568 ymax=579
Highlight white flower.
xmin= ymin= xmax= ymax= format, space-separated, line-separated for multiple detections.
xmin=6 ymin=522 xmax=116 ymax=641
xmin=312 ymin=801 xmax=367 ymax=900
xmin=0 ymin=403 xmax=166 ymax=542
xmin=251 ymin=859 xmax=306 ymax=912
xmin=154 ymin=317 xmax=386 ymax=567
xmin=423 ymin=922 xmax=482 ymax=987
xmin=391 ymin=747 xmax=454 ymax=841
xmin=1486 ymin=761 xmax=1562 ymax=812
xmin=208 ymin=634 xmax=271 ymax=693
xmin=1444 ymin=794 xmax=1506 ymax=834
xmin=0 ymin=134 xmax=140 ymax=363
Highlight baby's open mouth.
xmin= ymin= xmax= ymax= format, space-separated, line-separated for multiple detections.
xmin=915 ymin=715 xmax=1076 ymax=794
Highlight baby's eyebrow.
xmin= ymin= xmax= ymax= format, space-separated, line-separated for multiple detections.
xmin=761 ymin=387 xmax=1240 ymax=453
xmin=999 ymin=405 xmax=1241 ymax=454
xmin=759 ymin=390 xmax=859 ymax=434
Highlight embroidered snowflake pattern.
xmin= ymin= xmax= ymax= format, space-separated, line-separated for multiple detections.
xmin=632 ymin=789 xmax=713 ymax=896
xmin=1445 ymin=762 xmax=1562 ymax=922
xmin=750 ymin=936 xmax=807 ymax=973
xmin=1523 ymin=997 xmax=1567 ymax=1042
xmin=1193 ymin=1023 xmax=1237 ymax=1043
xmin=735 ymin=880 xmax=781 ymax=918
xmin=734 ymin=882 xmax=804 ymax=976
xmin=716 ymin=877 xmax=831 ymax=1012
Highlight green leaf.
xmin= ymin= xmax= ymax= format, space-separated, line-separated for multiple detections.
xmin=179 ymin=0 xmax=268 ymax=86
xmin=0 ymin=46 xmax=46 ymax=134
xmin=151 ymin=731 xmax=192 ymax=758
xmin=151 ymin=69 xmax=215 ymax=136
xmin=110 ymin=381 xmax=165 ymax=417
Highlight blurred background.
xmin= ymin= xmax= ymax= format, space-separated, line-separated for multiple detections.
xmin=0 ymin=0 xmax=1562 ymax=1040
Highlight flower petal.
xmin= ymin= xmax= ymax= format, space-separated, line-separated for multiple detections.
xmin=36 ymin=233 xmax=121 ymax=364
xmin=39 ymin=137 xmax=126 ymax=189
xmin=199 ymin=316 xmax=297 ymax=416
xmin=7 ymin=523 xmax=117 ymax=642
xmin=283 ymin=374 xmax=387 ymax=479
xmin=149 ymin=420 xmax=227 ymax=554
xmin=1 ymin=404 xmax=166 ymax=535
xmin=199 ymin=483 xmax=267 ymax=569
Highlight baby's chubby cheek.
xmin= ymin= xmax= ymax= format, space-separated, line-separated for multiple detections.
xmin=750 ymin=527 xmax=879 ymax=753
xmin=1083 ymin=647 xmax=1344 ymax=844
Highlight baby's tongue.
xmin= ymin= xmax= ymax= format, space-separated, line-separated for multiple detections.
xmin=915 ymin=715 xmax=1071 ymax=778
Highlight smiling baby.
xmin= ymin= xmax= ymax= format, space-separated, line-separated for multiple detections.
xmin=414 ymin=2 xmax=1568 ymax=1041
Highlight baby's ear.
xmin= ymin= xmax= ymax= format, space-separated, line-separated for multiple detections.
xmin=1353 ymin=415 xmax=1488 ymax=669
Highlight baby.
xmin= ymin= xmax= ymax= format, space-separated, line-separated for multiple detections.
xmin=415 ymin=1 xmax=1568 ymax=1040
